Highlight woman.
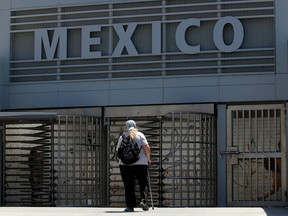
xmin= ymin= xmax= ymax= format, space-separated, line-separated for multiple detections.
xmin=116 ymin=120 xmax=151 ymax=212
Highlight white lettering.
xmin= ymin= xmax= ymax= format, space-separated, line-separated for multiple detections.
xmin=82 ymin=25 xmax=101 ymax=59
xmin=112 ymin=23 xmax=138 ymax=57
xmin=34 ymin=17 xmax=244 ymax=60
xmin=34 ymin=28 xmax=67 ymax=60
xmin=213 ymin=16 xmax=244 ymax=52
xmin=175 ymin=18 xmax=200 ymax=54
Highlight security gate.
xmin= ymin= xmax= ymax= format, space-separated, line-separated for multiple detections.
xmin=1 ymin=110 xmax=216 ymax=207
xmin=226 ymin=104 xmax=287 ymax=206
xmin=3 ymin=119 xmax=56 ymax=206
xmin=108 ymin=112 xmax=217 ymax=207
xmin=54 ymin=115 xmax=105 ymax=206
xmin=1 ymin=114 xmax=104 ymax=207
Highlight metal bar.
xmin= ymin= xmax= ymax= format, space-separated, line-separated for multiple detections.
xmin=255 ymin=110 xmax=259 ymax=200
xmin=248 ymin=110 xmax=252 ymax=202
xmin=179 ymin=113 xmax=183 ymax=206
xmin=72 ymin=116 xmax=76 ymax=206
xmin=79 ymin=117 xmax=83 ymax=205
xmin=193 ymin=114 xmax=197 ymax=206
xmin=172 ymin=113 xmax=175 ymax=207
xmin=186 ymin=113 xmax=190 ymax=206
xmin=65 ymin=116 xmax=69 ymax=206
xmin=57 ymin=116 xmax=61 ymax=205
xmin=281 ymin=106 xmax=287 ymax=202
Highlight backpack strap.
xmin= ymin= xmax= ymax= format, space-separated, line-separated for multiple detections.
xmin=123 ymin=133 xmax=143 ymax=152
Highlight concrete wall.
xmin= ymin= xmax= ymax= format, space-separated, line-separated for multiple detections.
xmin=0 ymin=0 xmax=286 ymax=110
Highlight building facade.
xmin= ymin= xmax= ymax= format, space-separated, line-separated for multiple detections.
xmin=0 ymin=0 xmax=287 ymax=207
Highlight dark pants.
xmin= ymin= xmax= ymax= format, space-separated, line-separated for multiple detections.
xmin=119 ymin=165 xmax=149 ymax=207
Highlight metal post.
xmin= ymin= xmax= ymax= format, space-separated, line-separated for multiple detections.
xmin=147 ymin=170 xmax=154 ymax=210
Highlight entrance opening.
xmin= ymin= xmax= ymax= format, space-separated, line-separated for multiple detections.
xmin=226 ymin=104 xmax=287 ymax=207
xmin=108 ymin=112 xmax=217 ymax=207
xmin=1 ymin=109 xmax=217 ymax=207
xmin=0 ymin=112 xmax=57 ymax=206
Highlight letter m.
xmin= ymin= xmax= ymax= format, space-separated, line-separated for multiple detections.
xmin=34 ymin=28 xmax=67 ymax=60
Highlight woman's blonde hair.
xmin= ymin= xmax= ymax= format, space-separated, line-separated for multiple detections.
xmin=128 ymin=128 xmax=138 ymax=139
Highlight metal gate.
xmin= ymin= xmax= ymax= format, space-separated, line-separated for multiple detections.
xmin=226 ymin=104 xmax=287 ymax=206
xmin=54 ymin=115 xmax=105 ymax=206
xmin=1 ymin=111 xmax=216 ymax=207
xmin=108 ymin=112 xmax=216 ymax=207
xmin=1 ymin=114 xmax=105 ymax=207
xmin=3 ymin=119 xmax=56 ymax=206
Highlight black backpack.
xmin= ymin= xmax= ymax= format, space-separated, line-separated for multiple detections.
xmin=117 ymin=134 xmax=142 ymax=165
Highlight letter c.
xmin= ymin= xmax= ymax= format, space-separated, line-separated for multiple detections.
xmin=176 ymin=18 xmax=200 ymax=54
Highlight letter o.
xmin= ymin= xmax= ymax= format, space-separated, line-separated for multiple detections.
xmin=213 ymin=16 xmax=244 ymax=53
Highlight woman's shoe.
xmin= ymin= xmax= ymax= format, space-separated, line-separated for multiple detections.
xmin=124 ymin=207 xmax=134 ymax=212
xmin=139 ymin=199 xmax=149 ymax=211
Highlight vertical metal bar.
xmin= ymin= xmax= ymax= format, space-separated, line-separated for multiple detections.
xmin=208 ymin=116 xmax=212 ymax=206
xmin=179 ymin=113 xmax=183 ymax=206
xmin=201 ymin=114 xmax=209 ymax=206
xmin=281 ymin=106 xmax=287 ymax=202
xmin=255 ymin=110 xmax=259 ymax=201
xmin=90 ymin=117 xmax=96 ymax=205
xmin=261 ymin=109 xmax=265 ymax=201
xmin=79 ymin=117 xmax=83 ymax=205
xmin=106 ymin=117 xmax=111 ymax=207
xmin=212 ymin=115 xmax=216 ymax=206
xmin=267 ymin=110 xmax=271 ymax=201
xmin=273 ymin=109 xmax=277 ymax=200
xmin=172 ymin=113 xmax=175 ymax=206
xmin=242 ymin=110 xmax=246 ymax=201
xmin=72 ymin=116 xmax=76 ymax=206
xmin=159 ymin=117 xmax=163 ymax=207
xmin=57 ymin=116 xmax=61 ymax=205
xmin=248 ymin=110 xmax=252 ymax=202
xmin=199 ymin=114 xmax=203 ymax=206
xmin=65 ymin=116 xmax=69 ymax=206
xmin=187 ymin=114 xmax=190 ymax=206
xmin=236 ymin=111 xmax=239 ymax=202
xmin=51 ymin=120 xmax=55 ymax=206
xmin=85 ymin=117 xmax=89 ymax=205
xmin=1 ymin=123 xmax=5 ymax=206
xmin=193 ymin=114 xmax=196 ymax=206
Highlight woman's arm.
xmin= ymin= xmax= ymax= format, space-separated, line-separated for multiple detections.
xmin=143 ymin=144 xmax=151 ymax=165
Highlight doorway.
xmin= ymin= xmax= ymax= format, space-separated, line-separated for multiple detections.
xmin=226 ymin=104 xmax=287 ymax=206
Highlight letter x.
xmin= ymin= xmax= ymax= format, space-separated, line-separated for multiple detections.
xmin=112 ymin=23 xmax=138 ymax=57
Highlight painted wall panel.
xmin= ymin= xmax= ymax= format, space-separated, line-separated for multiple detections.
xmin=57 ymin=81 xmax=110 ymax=91
xmin=0 ymin=0 xmax=9 ymax=10
xmin=9 ymin=92 xmax=58 ymax=108
xmin=276 ymin=74 xmax=288 ymax=100
xmin=275 ymin=0 xmax=288 ymax=74
xmin=219 ymin=74 xmax=275 ymax=86
xmin=58 ymin=90 xmax=109 ymax=107
xmin=110 ymin=79 xmax=163 ymax=90
xmin=8 ymin=83 xmax=58 ymax=93
xmin=0 ymin=8 xmax=10 ymax=109
xmin=164 ymin=76 xmax=219 ymax=88
xmin=110 ymin=88 xmax=163 ymax=105
xmin=219 ymin=84 xmax=275 ymax=102
xmin=11 ymin=0 xmax=60 ymax=9
xmin=164 ymin=86 xmax=219 ymax=103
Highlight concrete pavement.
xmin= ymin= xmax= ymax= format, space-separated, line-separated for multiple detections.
xmin=0 ymin=207 xmax=288 ymax=216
